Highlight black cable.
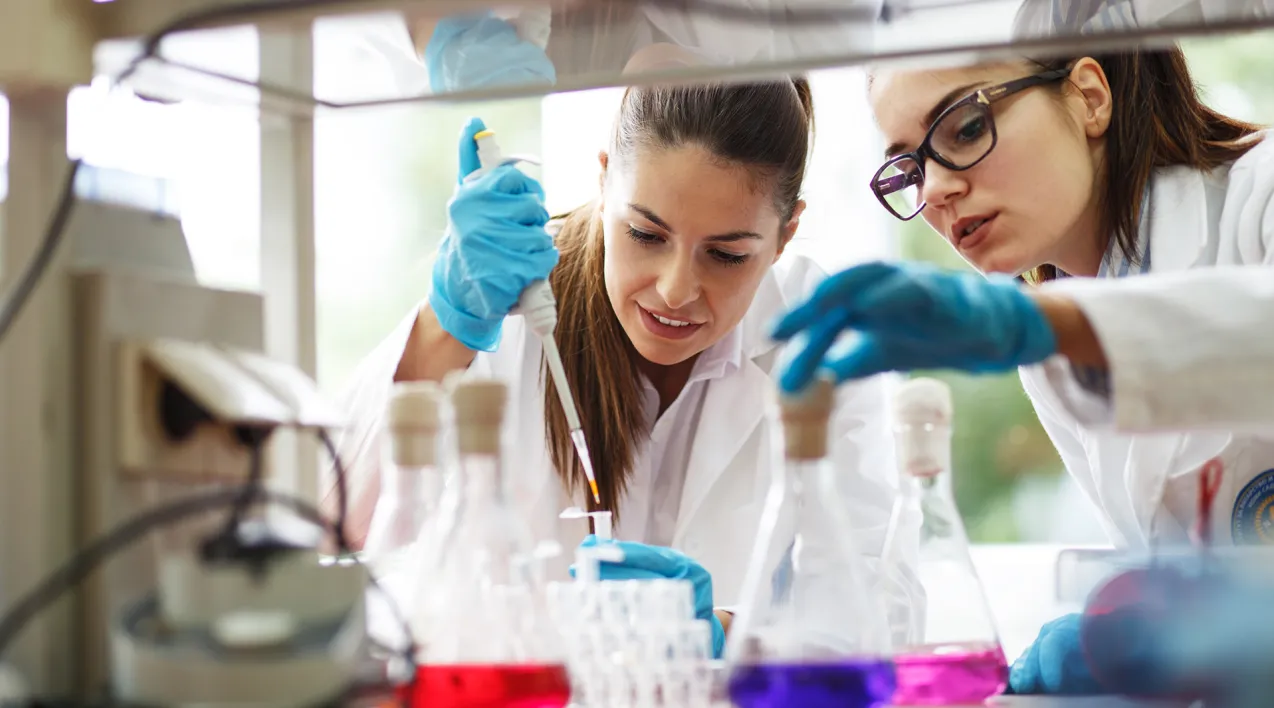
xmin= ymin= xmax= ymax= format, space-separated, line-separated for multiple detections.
xmin=318 ymin=429 xmax=353 ymax=554
xmin=0 ymin=487 xmax=329 ymax=659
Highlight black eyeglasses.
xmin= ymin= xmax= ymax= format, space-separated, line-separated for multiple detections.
xmin=870 ymin=68 xmax=1071 ymax=221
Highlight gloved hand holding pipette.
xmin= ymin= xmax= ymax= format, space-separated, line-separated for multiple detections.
xmin=430 ymin=117 xmax=558 ymax=353
xmin=572 ymin=536 xmax=727 ymax=659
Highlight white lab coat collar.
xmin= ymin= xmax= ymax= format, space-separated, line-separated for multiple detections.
xmin=1146 ymin=163 xmax=1215 ymax=273
xmin=672 ymin=262 xmax=796 ymax=542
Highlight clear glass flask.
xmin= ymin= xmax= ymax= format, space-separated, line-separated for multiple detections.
xmin=410 ymin=378 xmax=570 ymax=708
xmin=889 ymin=377 xmax=1007 ymax=705
xmin=726 ymin=378 xmax=898 ymax=708
xmin=364 ymin=381 xmax=444 ymax=579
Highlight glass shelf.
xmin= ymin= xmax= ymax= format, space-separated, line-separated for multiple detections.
xmin=94 ymin=0 xmax=1274 ymax=115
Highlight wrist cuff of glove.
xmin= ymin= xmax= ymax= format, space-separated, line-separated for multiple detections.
xmin=709 ymin=613 xmax=726 ymax=660
xmin=988 ymin=277 xmax=1057 ymax=365
xmin=429 ymin=289 xmax=503 ymax=353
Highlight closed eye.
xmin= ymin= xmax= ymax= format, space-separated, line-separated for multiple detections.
xmin=627 ymin=226 xmax=662 ymax=245
xmin=709 ymin=249 xmax=748 ymax=266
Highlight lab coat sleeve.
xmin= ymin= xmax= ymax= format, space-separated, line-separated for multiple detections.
xmin=1038 ymin=267 xmax=1274 ymax=433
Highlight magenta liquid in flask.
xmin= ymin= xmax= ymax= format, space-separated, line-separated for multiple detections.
xmin=888 ymin=378 xmax=1008 ymax=705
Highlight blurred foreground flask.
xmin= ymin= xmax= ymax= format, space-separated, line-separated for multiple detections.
xmin=890 ymin=377 xmax=1007 ymax=705
xmin=410 ymin=379 xmax=570 ymax=708
xmin=726 ymin=378 xmax=898 ymax=708
xmin=364 ymin=381 xmax=444 ymax=578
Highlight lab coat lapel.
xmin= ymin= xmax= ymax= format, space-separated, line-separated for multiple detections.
xmin=673 ymin=358 xmax=771 ymax=545
xmin=1148 ymin=166 xmax=1210 ymax=273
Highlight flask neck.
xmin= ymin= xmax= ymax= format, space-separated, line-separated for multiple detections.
xmin=458 ymin=451 xmax=504 ymax=502
xmin=786 ymin=457 xmax=825 ymax=496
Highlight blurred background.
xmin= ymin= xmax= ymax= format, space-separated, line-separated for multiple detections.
xmin=4 ymin=23 xmax=1269 ymax=550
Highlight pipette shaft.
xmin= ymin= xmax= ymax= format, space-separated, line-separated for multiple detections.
xmin=473 ymin=129 xmax=601 ymax=505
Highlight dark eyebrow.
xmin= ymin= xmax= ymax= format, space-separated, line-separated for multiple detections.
xmin=629 ymin=203 xmax=762 ymax=242
xmin=883 ymin=81 xmax=987 ymax=159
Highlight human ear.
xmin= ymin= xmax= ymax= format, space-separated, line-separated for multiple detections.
xmin=775 ymin=200 xmax=806 ymax=262
xmin=1066 ymin=58 xmax=1113 ymax=139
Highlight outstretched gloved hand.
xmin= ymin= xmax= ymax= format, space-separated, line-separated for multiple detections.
xmin=770 ymin=261 xmax=1058 ymax=393
xmin=573 ymin=536 xmax=726 ymax=659
xmin=430 ymin=117 xmax=558 ymax=352
xmin=425 ymin=11 xmax=557 ymax=94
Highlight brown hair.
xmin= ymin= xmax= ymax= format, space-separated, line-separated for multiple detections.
xmin=1026 ymin=49 xmax=1264 ymax=283
xmin=544 ymin=78 xmax=815 ymax=514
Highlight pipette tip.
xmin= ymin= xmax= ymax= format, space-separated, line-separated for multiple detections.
xmin=588 ymin=479 xmax=601 ymax=505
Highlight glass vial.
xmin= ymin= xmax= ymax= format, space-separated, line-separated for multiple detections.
xmin=890 ymin=377 xmax=1007 ymax=705
xmin=364 ymin=381 xmax=444 ymax=579
xmin=410 ymin=378 xmax=570 ymax=708
xmin=727 ymin=378 xmax=898 ymax=708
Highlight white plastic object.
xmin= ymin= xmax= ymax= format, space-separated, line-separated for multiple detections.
xmin=574 ymin=542 xmax=624 ymax=584
xmin=559 ymin=507 xmax=613 ymax=540
xmin=211 ymin=610 xmax=299 ymax=649
xmin=893 ymin=376 xmax=954 ymax=478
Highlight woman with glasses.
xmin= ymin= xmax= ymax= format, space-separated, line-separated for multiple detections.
xmin=771 ymin=0 xmax=1273 ymax=696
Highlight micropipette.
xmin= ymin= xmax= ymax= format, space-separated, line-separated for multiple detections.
xmin=472 ymin=129 xmax=601 ymax=505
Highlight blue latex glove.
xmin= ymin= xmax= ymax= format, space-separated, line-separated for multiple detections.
xmin=430 ymin=117 xmax=558 ymax=352
xmin=770 ymin=261 xmax=1058 ymax=393
xmin=425 ymin=12 xmax=557 ymax=94
xmin=572 ymin=535 xmax=726 ymax=659
xmin=1009 ymin=613 xmax=1104 ymax=695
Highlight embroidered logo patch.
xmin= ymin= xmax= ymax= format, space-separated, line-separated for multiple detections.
xmin=1232 ymin=468 xmax=1274 ymax=544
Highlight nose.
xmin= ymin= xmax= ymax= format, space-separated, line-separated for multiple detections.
xmin=656 ymin=249 xmax=701 ymax=311
xmin=919 ymin=159 xmax=968 ymax=209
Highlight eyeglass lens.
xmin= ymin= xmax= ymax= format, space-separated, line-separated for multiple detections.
xmin=875 ymin=101 xmax=996 ymax=219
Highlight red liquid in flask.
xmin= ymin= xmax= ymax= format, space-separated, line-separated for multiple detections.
xmin=403 ymin=663 xmax=571 ymax=708
xmin=892 ymin=642 xmax=1008 ymax=705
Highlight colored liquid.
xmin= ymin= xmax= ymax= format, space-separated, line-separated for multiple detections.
xmin=728 ymin=659 xmax=897 ymax=708
xmin=403 ymin=663 xmax=571 ymax=708
xmin=892 ymin=643 xmax=1008 ymax=705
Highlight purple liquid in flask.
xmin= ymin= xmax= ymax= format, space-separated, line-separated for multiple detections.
xmin=892 ymin=642 xmax=1008 ymax=705
xmin=728 ymin=659 xmax=898 ymax=708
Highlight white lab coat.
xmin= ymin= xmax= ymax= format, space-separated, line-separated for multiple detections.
xmin=1037 ymin=266 xmax=1274 ymax=432
xmin=1019 ymin=134 xmax=1274 ymax=549
xmin=327 ymin=253 xmax=923 ymax=644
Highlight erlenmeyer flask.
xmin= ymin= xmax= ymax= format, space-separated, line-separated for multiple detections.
xmin=726 ymin=378 xmax=898 ymax=708
xmin=411 ymin=378 xmax=570 ymax=708
xmin=890 ymin=377 xmax=1007 ymax=705
xmin=365 ymin=381 xmax=444 ymax=579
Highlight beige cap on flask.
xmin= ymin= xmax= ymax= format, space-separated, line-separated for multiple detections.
xmin=387 ymin=381 xmax=442 ymax=467
xmin=451 ymin=379 xmax=508 ymax=455
xmin=892 ymin=377 xmax=953 ymax=478
xmin=779 ymin=377 xmax=836 ymax=461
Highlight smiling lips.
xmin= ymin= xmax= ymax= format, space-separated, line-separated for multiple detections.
xmin=638 ymin=304 xmax=703 ymax=340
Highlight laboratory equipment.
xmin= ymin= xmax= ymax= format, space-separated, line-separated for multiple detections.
xmin=409 ymin=378 xmax=570 ymax=708
xmin=470 ymin=128 xmax=602 ymax=506
xmin=549 ymin=541 xmax=714 ymax=707
xmin=363 ymin=381 xmax=445 ymax=578
xmin=4 ymin=0 xmax=1273 ymax=701
xmin=889 ymin=377 xmax=1008 ymax=705
xmin=726 ymin=378 xmax=896 ymax=708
